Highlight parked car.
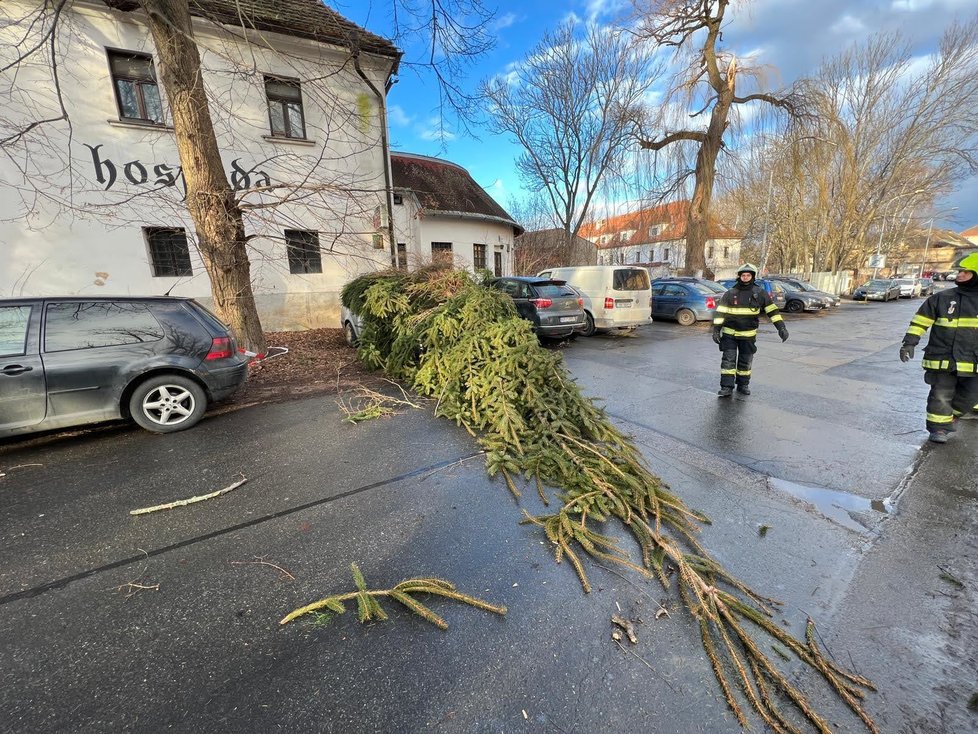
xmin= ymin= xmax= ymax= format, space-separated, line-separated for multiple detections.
xmin=651 ymin=280 xmax=718 ymax=325
xmin=918 ymin=277 xmax=934 ymax=296
xmin=767 ymin=276 xmax=841 ymax=307
xmin=716 ymin=278 xmax=789 ymax=310
xmin=536 ymin=266 xmax=652 ymax=336
xmin=892 ymin=278 xmax=922 ymax=298
xmin=341 ymin=304 xmax=363 ymax=346
xmin=0 ymin=296 xmax=249 ymax=438
xmin=653 ymin=276 xmax=727 ymax=294
xmin=852 ymin=280 xmax=902 ymax=301
xmin=489 ymin=276 xmax=586 ymax=339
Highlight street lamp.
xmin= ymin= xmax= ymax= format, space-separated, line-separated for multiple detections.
xmin=918 ymin=207 xmax=958 ymax=277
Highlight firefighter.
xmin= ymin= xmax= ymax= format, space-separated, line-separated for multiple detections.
xmin=712 ymin=263 xmax=789 ymax=397
xmin=900 ymin=252 xmax=978 ymax=443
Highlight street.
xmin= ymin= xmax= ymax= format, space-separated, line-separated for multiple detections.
xmin=1 ymin=298 xmax=975 ymax=733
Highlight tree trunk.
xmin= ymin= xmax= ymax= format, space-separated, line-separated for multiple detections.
xmin=141 ymin=0 xmax=267 ymax=353
xmin=683 ymin=96 xmax=730 ymax=277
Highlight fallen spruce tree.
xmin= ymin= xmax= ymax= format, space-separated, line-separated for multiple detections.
xmin=340 ymin=267 xmax=877 ymax=733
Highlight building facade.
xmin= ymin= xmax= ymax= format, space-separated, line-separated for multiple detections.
xmin=579 ymin=201 xmax=742 ymax=279
xmin=390 ymin=153 xmax=519 ymax=275
xmin=1 ymin=0 xmax=401 ymax=330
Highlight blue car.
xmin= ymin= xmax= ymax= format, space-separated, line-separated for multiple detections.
xmin=651 ymin=279 xmax=719 ymax=326
xmin=716 ymin=278 xmax=788 ymax=310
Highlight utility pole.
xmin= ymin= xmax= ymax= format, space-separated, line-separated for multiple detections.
xmin=919 ymin=219 xmax=934 ymax=277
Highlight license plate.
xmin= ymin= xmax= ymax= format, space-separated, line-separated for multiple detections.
xmin=559 ymin=316 xmax=578 ymax=323
xmin=616 ymin=301 xmax=632 ymax=308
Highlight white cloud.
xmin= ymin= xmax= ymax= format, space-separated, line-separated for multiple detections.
xmin=388 ymin=104 xmax=411 ymax=127
xmin=831 ymin=14 xmax=867 ymax=35
xmin=418 ymin=118 xmax=457 ymax=142
xmin=495 ymin=12 xmax=518 ymax=30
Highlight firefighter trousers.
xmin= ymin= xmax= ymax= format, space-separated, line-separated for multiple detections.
xmin=924 ymin=371 xmax=978 ymax=432
xmin=719 ymin=336 xmax=756 ymax=388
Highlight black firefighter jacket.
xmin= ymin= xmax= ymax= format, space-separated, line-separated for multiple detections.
xmin=713 ymin=284 xmax=784 ymax=339
xmin=904 ymin=285 xmax=978 ymax=373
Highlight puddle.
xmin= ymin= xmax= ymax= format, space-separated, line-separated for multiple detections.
xmin=767 ymin=477 xmax=889 ymax=532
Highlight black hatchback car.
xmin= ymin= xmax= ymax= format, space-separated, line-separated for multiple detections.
xmin=488 ymin=277 xmax=586 ymax=339
xmin=0 ymin=297 xmax=249 ymax=438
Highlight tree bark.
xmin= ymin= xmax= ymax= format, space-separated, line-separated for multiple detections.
xmin=140 ymin=0 xmax=267 ymax=353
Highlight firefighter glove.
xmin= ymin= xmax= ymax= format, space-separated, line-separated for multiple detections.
xmin=712 ymin=326 xmax=722 ymax=344
xmin=776 ymin=323 xmax=789 ymax=342
xmin=900 ymin=344 xmax=914 ymax=362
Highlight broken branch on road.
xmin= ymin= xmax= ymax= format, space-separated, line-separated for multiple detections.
xmin=129 ymin=475 xmax=248 ymax=516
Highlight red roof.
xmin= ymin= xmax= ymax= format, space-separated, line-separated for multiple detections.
xmin=960 ymin=224 xmax=978 ymax=238
xmin=579 ymin=201 xmax=739 ymax=250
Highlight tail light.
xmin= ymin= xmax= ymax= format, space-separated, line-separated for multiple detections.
xmin=577 ymin=297 xmax=584 ymax=307
xmin=529 ymin=298 xmax=553 ymax=309
xmin=604 ymin=297 xmax=615 ymax=310
xmin=205 ymin=336 xmax=233 ymax=360
xmin=706 ymin=296 xmax=716 ymax=309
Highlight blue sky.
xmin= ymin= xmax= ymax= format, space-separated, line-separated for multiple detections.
xmin=338 ymin=0 xmax=978 ymax=233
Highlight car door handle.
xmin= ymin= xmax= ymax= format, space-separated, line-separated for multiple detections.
xmin=1 ymin=365 xmax=33 ymax=375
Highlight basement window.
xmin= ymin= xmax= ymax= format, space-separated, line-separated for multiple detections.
xmin=145 ymin=227 xmax=192 ymax=277
xmin=285 ymin=229 xmax=322 ymax=274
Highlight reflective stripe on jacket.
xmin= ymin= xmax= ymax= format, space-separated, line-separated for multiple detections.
xmin=903 ymin=286 xmax=978 ymax=374
xmin=713 ymin=284 xmax=783 ymax=339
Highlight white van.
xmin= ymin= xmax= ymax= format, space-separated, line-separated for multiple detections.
xmin=536 ymin=266 xmax=652 ymax=336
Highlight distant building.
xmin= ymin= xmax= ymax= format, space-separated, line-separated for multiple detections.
xmin=390 ymin=153 xmax=520 ymax=276
xmin=578 ymin=201 xmax=741 ymax=278
xmin=960 ymin=225 xmax=978 ymax=247
xmin=512 ymin=229 xmax=597 ymax=275
xmin=890 ymin=228 xmax=974 ymax=276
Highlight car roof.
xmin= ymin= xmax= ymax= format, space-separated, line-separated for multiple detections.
xmin=497 ymin=276 xmax=563 ymax=284
xmin=0 ymin=295 xmax=194 ymax=304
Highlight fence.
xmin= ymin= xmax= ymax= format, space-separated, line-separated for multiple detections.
xmin=778 ymin=271 xmax=853 ymax=295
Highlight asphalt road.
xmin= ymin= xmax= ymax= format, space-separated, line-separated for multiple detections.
xmin=1 ymin=296 xmax=975 ymax=733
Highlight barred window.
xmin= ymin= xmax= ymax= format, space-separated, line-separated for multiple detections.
xmin=397 ymin=242 xmax=408 ymax=269
xmin=431 ymin=242 xmax=453 ymax=266
xmin=265 ymin=76 xmax=306 ymax=139
xmin=473 ymin=243 xmax=487 ymax=270
xmin=285 ymin=229 xmax=322 ymax=274
xmin=109 ymin=51 xmax=163 ymax=124
xmin=145 ymin=228 xmax=192 ymax=277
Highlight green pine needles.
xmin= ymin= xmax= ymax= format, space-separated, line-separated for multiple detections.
xmin=340 ymin=267 xmax=878 ymax=733
xmin=280 ymin=563 xmax=507 ymax=629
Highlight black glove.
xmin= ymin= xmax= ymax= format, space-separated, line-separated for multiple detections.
xmin=712 ymin=326 xmax=721 ymax=344
xmin=900 ymin=344 xmax=914 ymax=362
xmin=776 ymin=323 xmax=789 ymax=342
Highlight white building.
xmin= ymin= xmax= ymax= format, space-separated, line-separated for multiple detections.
xmin=390 ymin=153 xmax=520 ymax=275
xmin=579 ymin=201 xmax=742 ymax=279
xmin=0 ymin=0 xmax=403 ymax=330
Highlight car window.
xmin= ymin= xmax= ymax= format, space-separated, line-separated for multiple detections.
xmin=664 ymin=285 xmax=686 ymax=296
xmin=495 ymin=280 xmax=519 ymax=297
xmin=534 ymin=284 xmax=577 ymax=297
xmin=692 ymin=283 xmax=715 ymax=295
xmin=651 ymin=284 xmax=665 ymax=295
xmin=44 ymin=301 xmax=165 ymax=352
xmin=0 ymin=305 xmax=31 ymax=358
xmin=613 ymin=268 xmax=650 ymax=291
xmin=770 ymin=282 xmax=786 ymax=294
xmin=537 ymin=271 xmax=552 ymax=279
xmin=702 ymin=281 xmax=727 ymax=293
xmin=893 ymin=280 xmax=912 ymax=286
xmin=516 ymin=282 xmax=532 ymax=298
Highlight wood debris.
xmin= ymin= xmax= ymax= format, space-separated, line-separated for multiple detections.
xmin=130 ymin=475 xmax=247 ymax=516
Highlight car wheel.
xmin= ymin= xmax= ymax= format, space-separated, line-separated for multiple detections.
xmin=129 ymin=374 xmax=207 ymax=434
xmin=344 ymin=320 xmax=358 ymax=346
xmin=676 ymin=308 xmax=696 ymax=326
xmin=580 ymin=311 xmax=596 ymax=337
xmin=786 ymin=300 xmax=803 ymax=313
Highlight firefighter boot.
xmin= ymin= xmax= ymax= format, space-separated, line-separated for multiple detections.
xmin=718 ymin=387 xmax=734 ymax=398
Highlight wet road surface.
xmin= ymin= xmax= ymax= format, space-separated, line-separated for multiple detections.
xmin=1 ymin=296 xmax=975 ymax=733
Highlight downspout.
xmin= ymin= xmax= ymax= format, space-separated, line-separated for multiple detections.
xmin=353 ymin=53 xmax=399 ymax=269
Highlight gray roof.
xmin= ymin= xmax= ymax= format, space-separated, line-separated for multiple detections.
xmin=103 ymin=1 xmax=400 ymax=60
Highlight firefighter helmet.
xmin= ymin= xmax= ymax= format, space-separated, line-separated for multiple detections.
xmin=737 ymin=263 xmax=759 ymax=276
xmin=954 ymin=252 xmax=978 ymax=274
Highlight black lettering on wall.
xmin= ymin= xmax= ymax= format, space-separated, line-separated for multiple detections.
xmin=85 ymin=144 xmax=117 ymax=190
xmin=124 ymin=160 xmax=148 ymax=184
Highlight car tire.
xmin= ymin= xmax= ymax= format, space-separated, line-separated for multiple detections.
xmin=344 ymin=320 xmax=358 ymax=346
xmin=676 ymin=308 xmax=696 ymax=326
xmin=129 ymin=374 xmax=207 ymax=434
xmin=786 ymin=300 xmax=803 ymax=313
xmin=580 ymin=311 xmax=596 ymax=337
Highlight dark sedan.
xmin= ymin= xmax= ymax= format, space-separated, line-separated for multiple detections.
xmin=852 ymin=280 xmax=902 ymax=301
xmin=488 ymin=276 xmax=585 ymax=339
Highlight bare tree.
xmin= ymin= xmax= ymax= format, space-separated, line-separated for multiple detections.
xmin=631 ymin=0 xmax=797 ymax=276
xmin=481 ymin=21 xmax=662 ymax=259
